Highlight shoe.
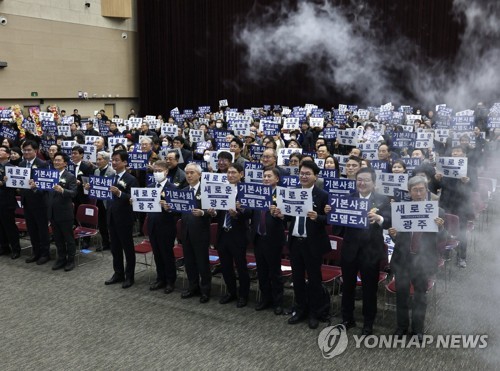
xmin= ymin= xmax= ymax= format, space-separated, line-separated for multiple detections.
xmin=199 ymin=294 xmax=210 ymax=303
xmin=394 ymin=328 xmax=408 ymax=338
xmin=236 ymin=297 xmax=247 ymax=308
xmin=95 ymin=246 xmax=103 ymax=252
xmin=361 ymin=324 xmax=373 ymax=336
xmin=308 ymin=317 xmax=319 ymax=329
xmin=255 ymin=301 xmax=271 ymax=311
xmin=25 ymin=255 xmax=40 ymax=264
xmin=105 ymin=274 xmax=125 ymax=285
xmin=64 ymin=261 xmax=75 ymax=271
xmin=36 ymin=256 xmax=50 ymax=265
xmin=288 ymin=313 xmax=306 ymax=325
xmin=150 ymin=281 xmax=166 ymax=291
xmin=164 ymin=284 xmax=175 ymax=294
xmin=219 ymin=293 xmax=237 ymax=304
xmin=274 ymin=306 xmax=284 ymax=315
xmin=11 ymin=252 xmax=21 ymax=260
xmin=122 ymin=279 xmax=134 ymax=289
xmin=459 ymin=259 xmax=467 ymax=268
xmin=340 ymin=320 xmax=357 ymax=330
xmin=52 ymin=260 xmax=67 ymax=270
xmin=181 ymin=290 xmax=199 ymax=299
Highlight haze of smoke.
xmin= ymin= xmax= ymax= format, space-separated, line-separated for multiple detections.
xmin=234 ymin=0 xmax=500 ymax=109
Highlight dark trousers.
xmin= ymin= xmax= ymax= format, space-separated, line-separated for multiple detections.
xmin=97 ymin=201 xmax=110 ymax=249
xmin=109 ymin=217 xmax=135 ymax=280
xmin=254 ymin=235 xmax=283 ymax=306
xmin=24 ymin=206 xmax=50 ymax=258
xmin=290 ymin=237 xmax=323 ymax=318
xmin=394 ymin=258 xmax=429 ymax=333
xmin=150 ymin=225 xmax=177 ymax=285
xmin=52 ymin=219 xmax=76 ymax=262
xmin=0 ymin=207 xmax=21 ymax=253
xmin=218 ymin=231 xmax=249 ymax=298
xmin=341 ymin=251 xmax=380 ymax=326
xmin=183 ymin=233 xmax=211 ymax=295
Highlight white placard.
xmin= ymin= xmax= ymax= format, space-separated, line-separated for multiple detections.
xmin=189 ymin=129 xmax=204 ymax=143
xmin=276 ymin=186 xmax=312 ymax=217
xmin=58 ymin=125 xmax=71 ymax=137
xmin=5 ymin=166 xmax=31 ymax=189
xmin=436 ymin=157 xmax=468 ymax=178
xmin=376 ymin=173 xmax=408 ymax=196
xmin=277 ymin=148 xmax=302 ymax=166
xmin=131 ymin=187 xmax=161 ymax=212
xmin=283 ymin=117 xmax=300 ymax=130
xmin=391 ymin=201 xmax=439 ymax=232
xmin=200 ymin=181 xmax=236 ymax=210
xmin=161 ymin=124 xmax=178 ymax=137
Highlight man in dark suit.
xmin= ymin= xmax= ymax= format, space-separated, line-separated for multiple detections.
xmin=0 ymin=146 xmax=21 ymax=259
xmin=172 ymin=136 xmax=192 ymax=170
xmin=276 ymin=160 xmax=331 ymax=329
xmin=389 ymin=176 xmax=446 ymax=341
xmin=209 ymin=163 xmax=251 ymax=308
xmin=48 ymin=152 xmax=78 ymax=271
xmin=179 ymin=163 xmax=212 ymax=303
xmin=165 ymin=150 xmax=187 ymax=189
xmin=147 ymin=160 xmax=178 ymax=294
xmin=339 ymin=167 xmax=391 ymax=335
xmin=251 ymin=167 xmax=286 ymax=314
xmin=19 ymin=140 xmax=51 ymax=265
xmin=104 ymin=150 xmax=139 ymax=289
xmin=92 ymin=151 xmax=115 ymax=251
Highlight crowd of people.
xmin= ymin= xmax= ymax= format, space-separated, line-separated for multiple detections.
xmin=0 ymin=102 xmax=497 ymax=339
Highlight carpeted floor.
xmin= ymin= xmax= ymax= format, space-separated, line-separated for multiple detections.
xmin=1 ymin=207 xmax=499 ymax=370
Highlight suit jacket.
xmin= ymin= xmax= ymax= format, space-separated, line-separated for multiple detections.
xmin=249 ymin=208 xmax=286 ymax=248
xmin=342 ymin=191 xmax=391 ymax=264
xmin=180 ymin=185 xmax=211 ymax=246
xmin=19 ymin=157 xmax=49 ymax=210
xmin=391 ymin=207 xmax=446 ymax=276
xmin=94 ymin=165 xmax=116 ymax=209
xmin=48 ymin=170 xmax=77 ymax=222
xmin=107 ymin=171 xmax=138 ymax=226
xmin=214 ymin=201 xmax=251 ymax=248
xmin=147 ymin=182 xmax=178 ymax=234
xmin=167 ymin=166 xmax=187 ymax=189
xmin=286 ymin=186 xmax=331 ymax=258
xmin=74 ymin=161 xmax=95 ymax=204
xmin=0 ymin=161 xmax=18 ymax=209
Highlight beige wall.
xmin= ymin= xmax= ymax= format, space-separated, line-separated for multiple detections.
xmin=0 ymin=1 xmax=138 ymax=108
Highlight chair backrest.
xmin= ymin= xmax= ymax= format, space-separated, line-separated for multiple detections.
xmin=76 ymin=204 xmax=99 ymax=228
xmin=444 ymin=213 xmax=460 ymax=238
xmin=15 ymin=196 xmax=24 ymax=217
xmin=86 ymin=197 xmax=98 ymax=206
xmin=323 ymin=235 xmax=343 ymax=265
xmin=210 ymin=223 xmax=218 ymax=247
xmin=142 ymin=216 xmax=149 ymax=237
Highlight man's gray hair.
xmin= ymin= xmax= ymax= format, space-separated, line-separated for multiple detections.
xmin=408 ymin=175 xmax=428 ymax=191
xmin=97 ymin=151 xmax=110 ymax=161
xmin=185 ymin=162 xmax=202 ymax=174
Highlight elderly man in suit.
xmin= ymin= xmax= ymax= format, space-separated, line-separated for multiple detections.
xmin=275 ymin=160 xmax=331 ymax=329
xmin=179 ymin=163 xmax=212 ymax=303
xmin=389 ymin=176 xmax=446 ymax=342
xmin=19 ymin=140 xmax=51 ymax=265
xmin=93 ymin=151 xmax=115 ymax=251
xmin=104 ymin=150 xmax=139 ymax=289
xmin=49 ymin=152 xmax=78 ymax=271
xmin=165 ymin=150 xmax=187 ymax=189
xmin=334 ymin=167 xmax=391 ymax=335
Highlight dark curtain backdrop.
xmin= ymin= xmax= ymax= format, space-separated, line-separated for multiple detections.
xmin=137 ymin=0 xmax=462 ymax=116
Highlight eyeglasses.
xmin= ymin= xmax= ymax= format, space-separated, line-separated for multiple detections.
xmin=356 ymin=178 xmax=373 ymax=184
xmin=299 ymin=173 xmax=314 ymax=177
xmin=261 ymin=155 xmax=274 ymax=159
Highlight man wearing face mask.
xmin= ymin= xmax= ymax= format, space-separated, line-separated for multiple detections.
xmin=147 ymin=160 xmax=179 ymax=293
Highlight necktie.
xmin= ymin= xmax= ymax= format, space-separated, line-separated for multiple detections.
xmin=156 ymin=183 xmax=162 ymax=188
xmin=114 ymin=175 xmax=120 ymax=185
xmin=190 ymin=187 xmax=195 ymax=192
xmin=258 ymin=210 xmax=266 ymax=235
xmin=224 ymin=211 xmax=232 ymax=229
xmin=298 ymin=216 xmax=305 ymax=236
xmin=410 ymin=232 xmax=422 ymax=254
xmin=26 ymin=161 xmax=31 ymax=168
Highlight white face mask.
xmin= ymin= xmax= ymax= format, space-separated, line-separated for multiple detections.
xmin=153 ymin=171 xmax=166 ymax=183
xmin=203 ymin=154 xmax=211 ymax=162
xmin=290 ymin=135 xmax=296 ymax=140
xmin=216 ymin=123 xmax=223 ymax=128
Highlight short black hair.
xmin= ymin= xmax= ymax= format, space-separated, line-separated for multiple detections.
xmin=217 ymin=151 xmax=233 ymax=162
xmin=167 ymin=149 xmax=180 ymax=160
xmin=112 ymin=150 xmax=128 ymax=162
xmin=53 ymin=152 xmax=69 ymax=163
xmin=22 ymin=140 xmax=39 ymax=150
xmin=356 ymin=167 xmax=376 ymax=182
xmin=173 ymin=136 xmax=185 ymax=144
xmin=229 ymin=162 xmax=244 ymax=173
xmin=72 ymin=146 xmax=84 ymax=155
xmin=0 ymin=145 xmax=11 ymax=154
xmin=299 ymin=160 xmax=320 ymax=175
xmin=230 ymin=137 xmax=244 ymax=149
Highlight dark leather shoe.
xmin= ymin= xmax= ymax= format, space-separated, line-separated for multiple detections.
xmin=11 ymin=252 xmax=21 ymax=260
xmin=255 ymin=301 xmax=271 ymax=311
xmin=122 ymin=279 xmax=134 ymax=289
xmin=25 ymin=255 xmax=39 ymax=264
xmin=308 ymin=317 xmax=319 ymax=330
xmin=394 ymin=328 xmax=408 ymax=338
xmin=288 ymin=313 xmax=306 ymax=325
xmin=236 ymin=297 xmax=247 ymax=308
xmin=105 ymin=274 xmax=125 ymax=285
xmin=164 ymin=284 xmax=175 ymax=294
xmin=199 ymin=294 xmax=210 ymax=303
xmin=340 ymin=320 xmax=357 ymax=330
xmin=274 ymin=306 xmax=284 ymax=315
xmin=149 ymin=281 xmax=166 ymax=291
xmin=361 ymin=325 xmax=373 ymax=336
xmin=64 ymin=261 xmax=75 ymax=272
xmin=36 ymin=256 xmax=50 ymax=265
xmin=52 ymin=260 xmax=66 ymax=270
xmin=181 ymin=290 xmax=199 ymax=299
xmin=219 ymin=293 xmax=237 ymax=304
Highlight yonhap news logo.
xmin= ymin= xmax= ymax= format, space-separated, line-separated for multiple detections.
xmin=318 ymin=327 xmax=488 ymax=358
